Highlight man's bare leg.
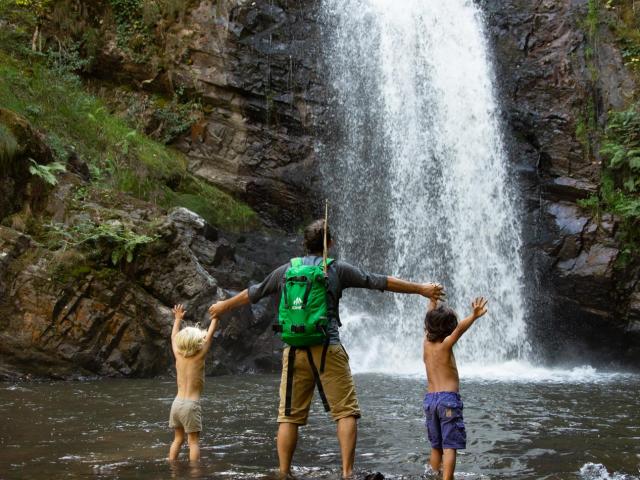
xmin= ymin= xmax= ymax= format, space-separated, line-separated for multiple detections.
xmin=277 ymin=422 xmax=299 ymax=476
xmin=429 ymin=447 xmax=443 ymax=474
xmin=336 ymin=416 xmax=357 ymax=478
xmin=187 ymin=432 xmax=200 ymax=462
xmin=442 ymin=448 xmax=457 ymax=480
xmin=168 ymin=427 xmax=184 ymax=461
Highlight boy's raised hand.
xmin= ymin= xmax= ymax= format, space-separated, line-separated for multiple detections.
xmin=171 ymin=304 xmax=185 ymax=345
xmin=471 ymin=297 xmax=488 ymax=319
xmin=172 ymin=304 xmax=186 ymax=320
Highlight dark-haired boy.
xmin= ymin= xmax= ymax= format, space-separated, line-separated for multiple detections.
xmin=423 ymin=297 xmax=488 ymax=480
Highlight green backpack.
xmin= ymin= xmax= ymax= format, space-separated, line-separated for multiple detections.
xmin=274 ymin=257 xmax=334 ymax=347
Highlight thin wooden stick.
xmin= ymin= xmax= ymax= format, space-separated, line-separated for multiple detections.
xmin=323 ymin=199 xmax=328 ymax=274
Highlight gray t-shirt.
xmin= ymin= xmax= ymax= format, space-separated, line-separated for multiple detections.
xmin=247 ymin=256 xmax=388 ymax=344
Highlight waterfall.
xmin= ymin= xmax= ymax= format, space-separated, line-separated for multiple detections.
xmin=319 ymin=0 xmax=530 ymax=373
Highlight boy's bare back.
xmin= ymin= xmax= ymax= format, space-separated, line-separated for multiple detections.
xmin=175 ymin=353 xmax=206 ymax=401
xmin=423 ymin=340 xmax=460 ymax=393
xmin=423 ymin=297 xmax=488 ymax=392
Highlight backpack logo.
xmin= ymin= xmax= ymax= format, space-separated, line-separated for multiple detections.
xmin=292 ymin=297 xmax=303 ymax=310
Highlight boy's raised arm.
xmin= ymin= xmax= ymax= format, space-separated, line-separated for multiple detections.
xmin=428 ymin=297 xmax=439 ymax=312
xmin=202 ymin=315 xmax=219 ymax=352
xmin=171 ymin=304 xmax=185 ymax=350
xmin=443 ymin=297 xmax=488 ymax=348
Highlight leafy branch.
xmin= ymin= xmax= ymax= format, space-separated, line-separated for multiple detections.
xmin=47 ymin=219 xmax=158 ymax=265
xmin=28 ymin=159 xmax=66 ymax=185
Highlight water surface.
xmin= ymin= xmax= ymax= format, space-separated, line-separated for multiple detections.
xmin=1 ymin=372 xmax=639 ymax=479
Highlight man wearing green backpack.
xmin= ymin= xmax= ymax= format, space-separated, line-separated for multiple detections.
xmin=208 ymin=219 xmax=444 ymax=478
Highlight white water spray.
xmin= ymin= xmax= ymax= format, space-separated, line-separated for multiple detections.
xmin=320 ymin=0 xmax=530 ymax=373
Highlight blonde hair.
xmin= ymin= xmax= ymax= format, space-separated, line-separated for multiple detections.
xmin=175 ymin=326 xmax=207 ymax=357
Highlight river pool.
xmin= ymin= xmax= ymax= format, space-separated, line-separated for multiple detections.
xmin=1 ymin=370 xmax=638 ymax=479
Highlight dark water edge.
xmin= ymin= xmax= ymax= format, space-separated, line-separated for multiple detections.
xmin=0 ymin=373 xmax=639 ymax=480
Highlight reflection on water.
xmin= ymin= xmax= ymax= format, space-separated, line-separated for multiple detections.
xmin=0 ymin=373 xmax=639 ymax=479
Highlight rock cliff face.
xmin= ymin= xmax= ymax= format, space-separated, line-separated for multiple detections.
xmin=481 ymin=0 xmax=640 ymax=365
xmin=0 ymin=111 xmax=293 ymax=379
xmin=89 ymin=0 xmax=325 ymax=229
xmin=0 ymin=195 xmax=291 ymax=379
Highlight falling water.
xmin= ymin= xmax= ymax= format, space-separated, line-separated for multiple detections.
xmin=319 ymin=0 xmax=530 ymax=372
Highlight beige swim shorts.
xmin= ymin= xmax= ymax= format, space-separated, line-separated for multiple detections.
xmin=278 ymin=344 xmax=361 ymax=425
xmin=169 ymin=398 xmax=202 ymax=433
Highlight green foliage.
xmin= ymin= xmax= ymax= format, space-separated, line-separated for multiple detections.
xmin=107 ymin=0 xmax=196 ymax=67
xmin=0 ymin=3 xmax=259 ymax=233
xmin=47 ymin=218 xmax=158 ymax=266
xmin=0 ymin=50 xmax=186 ymax=189
xmin=45 ymin=40 xmax=93 ymax=78
xmin=600 ymin=104 xmax=640 ymax=193
xmin=123 ymin=92 xmax=201 ymax=145
xmin=163 ymin=176 xmax=259 ymax=232
xmin=0 ymin=0 xmax=37 ymax=52
xmin=152 ymin=99 xmax=198 ymax=144
xmin=580 ymin=104 xmax=640 ymax=264
xmin=109 ymin=0 xmax=149 ymax=58
xmin=586 ymin=0 xmax=600 ymax=42
xmin=583 ymin=0 xmax=602 ymax=83
xmin=575 ymin=97 xmax=598 ymax=158
xmin=46 ymin=132 xmax=68 ymax=162
xmin=605 ymin=0 xmax=640 ymax=73
xmin=12 ymin=0 xmax=51 ymax=17
xmin=141 ymin=0 xmax=187 ymax=25
xmin=28 ymin=159 xmax=66 ymax=185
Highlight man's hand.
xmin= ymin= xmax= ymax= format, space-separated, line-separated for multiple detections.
xmin=470 ymin=297 xmax=488 ymax=319
xmin=421 ymin=282 xmax=444 ymax=301
xmin=172 ymin=304 xmax=186 ymax=320
xmin=208 ymin=301 xmax=225 ymax=321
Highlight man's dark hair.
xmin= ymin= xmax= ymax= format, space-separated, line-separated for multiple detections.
xmin=303 ymin=219 xmax=331 ymax=254
xmin=425 ymin=305 xmax=458 ymax=342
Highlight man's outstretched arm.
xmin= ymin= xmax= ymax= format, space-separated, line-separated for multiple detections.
xmin=208 ymin=289 xmax=250 ymax=319
xmin=337 ymin=262 xmax=444 ymax=301
xmin=386 ymin=277 xmax=445 ymax=301
xmin=208 ymin=263 xmax=286 ymax=320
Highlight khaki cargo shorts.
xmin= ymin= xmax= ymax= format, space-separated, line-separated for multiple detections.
xmin=169 ymin=398 xmax=202 ymax=433
xmin=277 ymin=344 xmax=361 ymax=425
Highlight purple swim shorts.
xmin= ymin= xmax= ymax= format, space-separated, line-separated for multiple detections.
xmin=423 ymin=391 xmax=466 ymax=450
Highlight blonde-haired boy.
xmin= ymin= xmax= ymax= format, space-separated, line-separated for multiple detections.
xmin=168 ymin=304 xmax=218 ymax=462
